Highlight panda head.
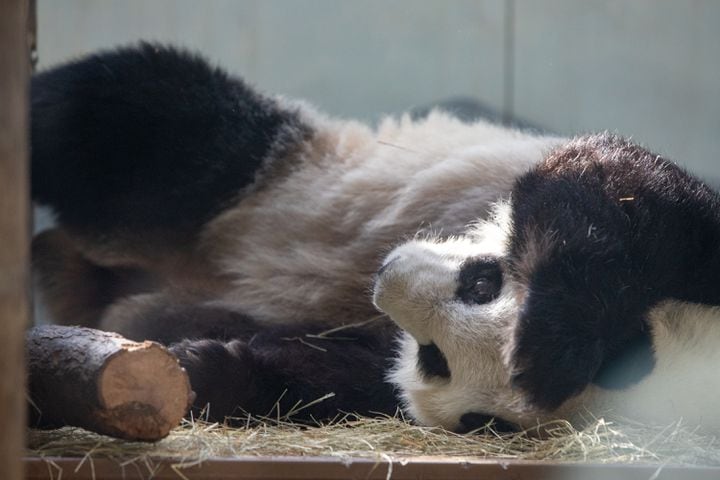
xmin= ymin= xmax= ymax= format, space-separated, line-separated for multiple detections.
xmin=373 ymin=201 xmax=558 ymax=432
xmin=373 ymin=133 xmax=720 ymax=433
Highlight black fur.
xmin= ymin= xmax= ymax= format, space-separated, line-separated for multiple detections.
xmin=506 ymin=134 xmax=720 ymax=410
xmin=417 ymin=342 xmax=451 ymax=379
xmin=31 ymin=43 xmax=309 ymax=237
xmin=104 ymin=302 xmax=400 ymax=422
xmin=456 ymin=257 xmax=503 ymax=305
xmin=165 ymin=314 xmax=400 ymax=423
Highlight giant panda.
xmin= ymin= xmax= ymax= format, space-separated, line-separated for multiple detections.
xmin=31 ymin=43 xmax=720 ymax=434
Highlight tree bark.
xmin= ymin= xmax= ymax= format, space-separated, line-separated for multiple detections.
xmin=27 ymin=325 xmax=194 ymax=441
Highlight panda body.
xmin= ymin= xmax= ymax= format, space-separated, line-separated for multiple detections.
xmin=31 ymin=44 xmax=720 ymax=433
xmin=193 ymin=105 xmax=562 ymax=328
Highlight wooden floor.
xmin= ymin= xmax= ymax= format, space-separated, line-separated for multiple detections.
xmin=23 ymin=456 xmax=720 ymax=480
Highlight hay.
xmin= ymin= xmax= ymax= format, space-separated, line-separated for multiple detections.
xmin=27 ymin=413 xmax=720 ymax=470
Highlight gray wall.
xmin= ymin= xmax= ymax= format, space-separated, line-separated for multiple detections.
xmin=37 ymin=1 xmax=507 ymax=120
xmin=37 ymin=0 xmax=720 ymax=181
xmin=513 ymin=0 xmax=720 ymax=183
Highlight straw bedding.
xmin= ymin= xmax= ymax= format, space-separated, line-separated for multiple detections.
xmin=26 ymin=412 xmax=720 ymax=478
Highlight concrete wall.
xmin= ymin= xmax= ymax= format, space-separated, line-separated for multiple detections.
xmin=37 ymin=0 xmax=506 ymax=121
xmin=36 ymin=0 xmax=720 ymax=181
xmin=513 ymin=0 xmax=720 ymax=182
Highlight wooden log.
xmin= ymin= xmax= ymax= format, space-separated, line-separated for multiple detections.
xmin=0 ymin=0 xmax=30 ymax=478
xmin=27 ymin=325 xmax=194 ymax=441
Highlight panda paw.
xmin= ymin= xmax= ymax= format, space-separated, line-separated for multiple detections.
xmin=169 ymin=339 xmax=258 ymax=421
xmin=506 ymin=297 xmax=606 ymax=411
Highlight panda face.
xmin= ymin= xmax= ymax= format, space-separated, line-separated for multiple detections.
xmin=373 ymin=202 xmax=568 ymax=431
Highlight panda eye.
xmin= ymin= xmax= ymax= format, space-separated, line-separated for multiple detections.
xmin=456 ymin=257 xmax=502 ymax=305
xmin=472 ymin=278 xmax=496 ymax=301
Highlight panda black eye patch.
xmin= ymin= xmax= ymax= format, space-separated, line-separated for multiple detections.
xmin=456 ymin=257 xmax=503 ymax=305
xmin=417 ymin=342 xmax=451 ymax=379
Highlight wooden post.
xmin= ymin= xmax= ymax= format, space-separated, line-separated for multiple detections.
xmin=0 ymin=0 xmax=31 ymax=479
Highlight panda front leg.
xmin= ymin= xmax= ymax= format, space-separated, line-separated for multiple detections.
xmin=31 ymin=43 xmax=311 ymax=272
xmin=96 ymin=295 xmax=399 ymax=423
xmin=505 ymin=134 xmax=720 ymax=410
xmin=167 ymin=319 xmax=399 ymax=423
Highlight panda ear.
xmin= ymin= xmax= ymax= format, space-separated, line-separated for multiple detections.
xmin=507 ymin=275 xmax=649 ymax=410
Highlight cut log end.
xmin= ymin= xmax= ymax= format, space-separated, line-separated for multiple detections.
xmin=97 ymin=342 xmax=194 ymax=441
xmin=27 ymin=326 xmax=194 ymax=442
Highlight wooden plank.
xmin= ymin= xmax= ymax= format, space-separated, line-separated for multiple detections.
xmin=27 ymin=0 xmax=38 ymax=70
xmin=0 ymin=0 xmax=31 ymax=480
xmin=23 ymin=456 xmax=720 ymax=480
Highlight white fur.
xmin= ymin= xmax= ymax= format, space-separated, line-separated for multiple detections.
xmin=203 ymin=108 xmax=562 ymax=325
xmin=597 ymin=301 xmax=720 ymax=428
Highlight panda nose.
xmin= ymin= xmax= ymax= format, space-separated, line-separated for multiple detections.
xmin=372 ymin=246 xmax=457 ymax=345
